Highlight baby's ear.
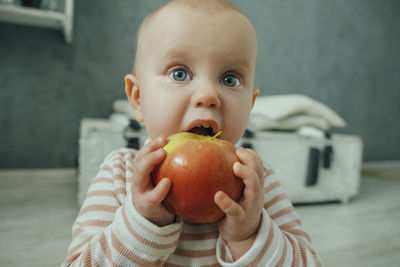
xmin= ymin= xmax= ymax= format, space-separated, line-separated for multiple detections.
xmin=125 ymin=74 xmax=144 ymax=122
xmin=251 ymin=88 xmax=259 ymax=108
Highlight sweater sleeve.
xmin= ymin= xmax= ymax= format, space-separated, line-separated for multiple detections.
xmin=62 ymin=149 xmax=183 ymax=267
xmin=216 ymin=170 xmax=323 ymax=267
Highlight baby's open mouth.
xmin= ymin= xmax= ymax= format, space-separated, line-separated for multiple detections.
xmin=188 ymin=125 xmax=214 ymax=136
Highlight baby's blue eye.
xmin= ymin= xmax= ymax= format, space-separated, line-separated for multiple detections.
xmin=222 ymin=74 xmax=240 ymax=87
xmin=169 ymin=69 xmax=191 ymax=81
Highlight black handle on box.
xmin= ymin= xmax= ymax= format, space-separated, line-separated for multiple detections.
xmin=243 ymin=129 xmax=255 ymax=138
xmin=323 ymin=145 xmax=333 ymax=169
xmin=241 ymin=129 xmax=254 ymax=149
xmin=127 ymin=137 xmax=140 ymax=150
xmin=306 ymin=147 xmax=320 ymax=186
xmin=129 ymin=120 xmax=142 ymax=131
xmin=241 ymin=142 xmax=253 ymax=149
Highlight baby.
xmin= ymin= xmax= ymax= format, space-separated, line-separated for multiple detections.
xmin=63 ymin=0 xmax=322 ymax=266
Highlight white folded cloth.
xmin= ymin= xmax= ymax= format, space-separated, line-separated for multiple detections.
xmin=248 ymin=94 xmax=346 ymax=131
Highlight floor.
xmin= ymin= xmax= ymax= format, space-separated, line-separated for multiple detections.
xmin=0 ymin=170 xmax=399 ymax=267
xmin=0 ymin=169 xmax=77 ymax=267
xmin=295 ymin=176 xmax=400 ymax=267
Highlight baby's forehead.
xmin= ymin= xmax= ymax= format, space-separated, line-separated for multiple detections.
xmin=133 ymin=0 xmax=257 ymax=74
xmin=138 ymin=1 xmax=246 ymax=40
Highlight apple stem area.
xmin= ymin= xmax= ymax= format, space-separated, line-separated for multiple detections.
xmin=211 ymin=131 xmax=223 ymax=141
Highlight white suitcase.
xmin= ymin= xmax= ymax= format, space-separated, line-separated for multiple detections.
xmin=78 ymin=118 xmax=363 ymax=205
xmin=238 ymin=130 xmax=363 ymax=204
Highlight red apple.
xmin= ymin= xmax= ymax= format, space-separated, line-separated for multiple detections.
xmin=151 ymin=131 xmax=244 ymax=223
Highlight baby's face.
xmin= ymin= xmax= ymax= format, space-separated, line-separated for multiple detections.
xmin=128 ymin=5 xmax=258 ymax=144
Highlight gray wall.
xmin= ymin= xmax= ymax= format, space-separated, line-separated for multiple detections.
xmin=1 ymin=0 xmax=399 ymax=168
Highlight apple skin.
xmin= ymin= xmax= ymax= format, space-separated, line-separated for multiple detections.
xmin=151 ymin=132 xmax=244 ymax=223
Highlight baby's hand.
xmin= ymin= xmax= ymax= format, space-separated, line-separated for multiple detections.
xmin=131 ymin=136 xmax=175 ymax=226
xmin=214 ymin=147 xmax=265 ymax=247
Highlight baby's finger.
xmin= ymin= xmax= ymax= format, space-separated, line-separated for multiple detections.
xmin=135 ymin=148 xmax=166 ymax=191
xmin=137 ymin=136 xmax=167 ymax=160
xmin=214 ymin=191 xmax=245 ymax=219
xmin=233 ymin=162 xmax=262 ymax=196
xmin=236 ymin=148 xmax=264 ymax=183
xmin=146 ymin=178 xmax=171 ymax=206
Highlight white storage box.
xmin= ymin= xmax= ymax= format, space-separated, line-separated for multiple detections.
xmin=238 ymin=131 xmax=363 ymax=203
xmin=77 ymin=118 xmax=148 ymax=205
xmin=77 ymin=118 xmax=125 ymax=204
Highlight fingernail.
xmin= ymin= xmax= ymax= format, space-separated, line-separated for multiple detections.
xmin=161 ymin=178 xmax=170 ymax=187
xmin=233 ymin=162 xmax=241 ymax=172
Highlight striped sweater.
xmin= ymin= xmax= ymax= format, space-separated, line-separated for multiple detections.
xmin=63 ymin=148 xmax=322 ymax=266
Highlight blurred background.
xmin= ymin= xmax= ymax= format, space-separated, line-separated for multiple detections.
xmin=0 ymin=0 xmax=399 ymax=266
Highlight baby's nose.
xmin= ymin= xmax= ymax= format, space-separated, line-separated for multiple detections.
xmin=191 ymin=86 xmax=221 ymax=108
